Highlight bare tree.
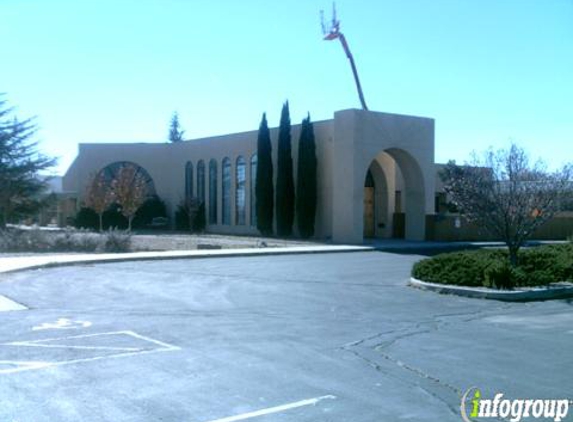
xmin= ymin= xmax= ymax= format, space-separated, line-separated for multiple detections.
xmin=111 ymin=164 xmax=148 ymax=231
xmin=441 ymin=143 xmax=573 ymax=266
xmin=84 ymin=172 xmax=114 ymax=232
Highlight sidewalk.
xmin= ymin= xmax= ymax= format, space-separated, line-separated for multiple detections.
xmin=0 ymin=245 xmax=373 ymax=274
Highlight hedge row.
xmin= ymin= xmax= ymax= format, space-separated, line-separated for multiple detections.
xmin=412 ymin=244 xmax=573 ymax=289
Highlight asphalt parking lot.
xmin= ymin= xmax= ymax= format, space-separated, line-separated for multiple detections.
xmin=0 ymin=251 xmax=571 ymax=422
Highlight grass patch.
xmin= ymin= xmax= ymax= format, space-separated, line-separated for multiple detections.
xmin=412 ymin=244 xmax=573 ymax=289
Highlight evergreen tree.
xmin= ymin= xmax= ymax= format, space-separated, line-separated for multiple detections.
xmin=275 ymin=101 xmax=295 ymax=237
xmin=0 ymin=96 xmax=56 ymax=227
xmin=255 ymin=113 xmax=274 ymax=235
xmin=296 ymin=114 xmax=317 ymax=238
xmin=168 ymin=111 xmax=185 ymax=142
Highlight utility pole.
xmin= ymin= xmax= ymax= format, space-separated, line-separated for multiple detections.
xmin=321 ymin=3 xmax=368 ymax=111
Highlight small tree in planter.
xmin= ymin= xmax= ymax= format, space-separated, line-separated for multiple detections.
xmin=111 ymin=164 xmax=148 ymax=231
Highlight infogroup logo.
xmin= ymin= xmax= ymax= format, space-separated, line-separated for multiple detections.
xmin=461 ymin=387 xmax=571 ymax=422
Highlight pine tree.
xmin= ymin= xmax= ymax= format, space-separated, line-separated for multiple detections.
xmin=168 ymin=111 xmax=185 ymax=142
xmin=275 ymin=101 xmax=295 ymax=237
xmin=296 ymin=114 xmax=317 ymax=238
xmin=255 ymin=113 xmax=274 ymax=236
xmin=0 ymin=96 xmax=56 ymax=227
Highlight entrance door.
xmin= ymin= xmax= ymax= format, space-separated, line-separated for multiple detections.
xmin=363 ymin=186 xmax=375 ymax=238
xmin=364 ymin=170 xmax=375 ymax=238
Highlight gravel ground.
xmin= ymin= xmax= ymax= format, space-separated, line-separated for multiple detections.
xmin=130 ymin=233 xmax=322 ymax=251
xmin=0 ymin=229 xmax=325 ymax=256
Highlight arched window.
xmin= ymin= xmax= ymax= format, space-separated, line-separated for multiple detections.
xmin=197 ymin=160 xmax=205 ymax=204
xmin=209 ymin=159 xmax=218 ymax=224
xmin=250 ymin=154 xmax=257 ymax=226
xmin=222 ymin=157 xmax=231 ymax=225
xmin=185 ymin=161 xmax=193 ymax=200
xmin=98 ymin=161 xmax=156 ymax=195
xmin=235 ymin=156 xmax=246 ymax=225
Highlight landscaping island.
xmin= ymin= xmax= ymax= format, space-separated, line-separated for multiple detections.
xmin=411 ymin=243 xmax=573 ymax=301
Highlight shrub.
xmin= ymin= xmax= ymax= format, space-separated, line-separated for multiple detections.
xmin=192 ymin=202 xmax=206 ymax=233
xmin=412 ymin=244 xmax=573 ymax=289
xmin=103 ymin=229 xmax=132 ymax=253
xmin=175 ymin=203 xmax=190 ymax=230
xmin=0 ymin=227 xmax=102 ymax=253
xmin=483 ymin=261 xmax=515 ymax=290
xmin=132 ymin=195 xmax=167 ymax=229
xmin=175 ymin=198 xmax=205 ymax=232
xmin=74 ymin=207 xmax=99 ymax=230
xmin=0 ymin=228 xmax=52 ymax=252
xmin=53 ymin=228 xmax=100 ymax=252
xmin=102 ymin=204 xmax=128 ymax=230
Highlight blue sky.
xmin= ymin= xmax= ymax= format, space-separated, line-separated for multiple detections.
xmin=2 ymin=0 xmax=572 ymax=174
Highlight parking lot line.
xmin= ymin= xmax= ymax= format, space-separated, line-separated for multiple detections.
xmin=203 ymin=395 xmax=336 ymax=422
xmin=0 ymin=330 xmax=180 ymax=374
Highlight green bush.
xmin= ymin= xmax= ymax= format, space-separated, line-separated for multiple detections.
xmin=132 ymin=195 xmax=167 ymax=229
xmin=74 ymin=205 xmax=128 ymax=231
xmin=102 ymin=204 xmax=128 ymax=230
xmin=175 ymin=203 xmax=190 ymax=230
xmin=412 ymin=244 xmax=573 ymax=289
xmin=192 ymin=202 xmax=206 ymax=233
xmin=73 ymin=207 xmax=99 ymax=230
xmin=175 ymin=198 xmax=205 ymax=233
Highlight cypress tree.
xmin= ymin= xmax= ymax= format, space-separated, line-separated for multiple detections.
xmin=276 ymin=101 xmax=295 ymax=237
xmin=255 ymin=113 xmax=274 ymax=236
xmin=296 ymin=114 xmax=317 ymax=238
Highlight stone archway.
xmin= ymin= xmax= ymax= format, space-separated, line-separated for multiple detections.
xmin=363 ymin=155 xmax=393 ymax=238
xmin=362 ymin=149 xmax=425 ymax=240
xmin=384 ymin=148 xmax=426 ymax=241
xmin=330 ymin=109 xmax=435 ymax=243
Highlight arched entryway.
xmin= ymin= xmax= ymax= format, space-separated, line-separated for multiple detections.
xmin=362 ymin=149 xmax=425 ymax=240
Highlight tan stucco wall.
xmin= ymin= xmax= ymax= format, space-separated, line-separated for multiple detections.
xmin=63 ymin=109 xmax=435 ymax=243
xmin=64 ymin=120 xmax=335 ymax=238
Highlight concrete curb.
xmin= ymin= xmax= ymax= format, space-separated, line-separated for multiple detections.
xmin=0 ymin=245 xmax=374 ymax=275
xmin=409 ymin=277 xmax=573 ymax=302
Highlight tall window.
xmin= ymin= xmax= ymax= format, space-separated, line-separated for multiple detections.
xmin=222 ymin=157 xmax=231 ymax=225
xmin=209 ymin=159 xmax=218 ymax=224
xmin=235 ymin=156 xmax=246 ymax=225
xmin=250 ymin=154 xmax=257 ymax=226
xmin=197 ymin=160 xmax=205 ymax=204
xmin=185 ymin=161 xmax=193 ymax=200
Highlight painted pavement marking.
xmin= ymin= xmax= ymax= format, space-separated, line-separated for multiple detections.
xmin=0 ymin=330 xmax=180 ymax=374
xmin=202 ymin=395 xmax=337 ymax=422
xmin=32 ymin=318 xmax=92 ymax=331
